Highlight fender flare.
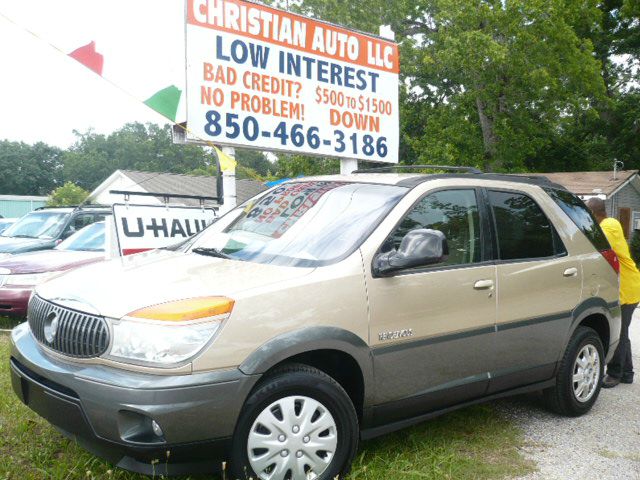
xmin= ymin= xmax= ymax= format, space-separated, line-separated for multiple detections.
xmin=566 ymin=297 xmax=620 ymax=352
xmin=239 ymin=326 xmax=374 ymax=405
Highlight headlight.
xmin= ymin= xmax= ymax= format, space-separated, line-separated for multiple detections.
xmin=5 ymin=271 xmax=63 ymax=287
xmin=107 ymin=296 xmax=234 ymax=367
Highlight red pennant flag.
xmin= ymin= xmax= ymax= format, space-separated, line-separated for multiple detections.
xmin=68 ymin=41 xmax=104 ymax=76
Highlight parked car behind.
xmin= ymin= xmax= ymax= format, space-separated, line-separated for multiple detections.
xmin=10 ymin=171 xmax=621 ymax=479
xmin=0 ymin=218 xmax=17 ymax=235
xmin=0 ymin=221 xmax=106 ymax=318
xmin=0 ymin=206 xmax=109 ymax=259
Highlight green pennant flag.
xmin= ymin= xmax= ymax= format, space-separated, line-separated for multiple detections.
xmin=144 ymin=85 xmax=182 ymax=121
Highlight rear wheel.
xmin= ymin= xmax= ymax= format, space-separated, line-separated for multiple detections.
xmin=544 ymin=326 xmax=604 ymax=416
xmin=230 ymin=363 xmax=359 ymax=480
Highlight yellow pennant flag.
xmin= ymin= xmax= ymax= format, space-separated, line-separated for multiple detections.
xmin=214 ymin=146 xmax=237 ymax=172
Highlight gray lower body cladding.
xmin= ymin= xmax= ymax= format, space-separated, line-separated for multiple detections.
xmin=9 ymin=326 xmax=261 ymax=475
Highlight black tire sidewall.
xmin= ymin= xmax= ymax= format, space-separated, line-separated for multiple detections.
xmin=230 ymin=369 xmax=358 ymax=480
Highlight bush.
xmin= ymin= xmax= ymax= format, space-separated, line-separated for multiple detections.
xmin=47 ymin=182 xmax=90 ymax=206
xmin=630 ymin=231 xmax=640 ymax=265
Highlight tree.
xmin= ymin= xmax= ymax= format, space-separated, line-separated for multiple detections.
xmin=273 ymin=154 xmax=340 ymax=177
xmin=0 ymin=140 xmax=63 ymax=195
xmin=189 ymin=147 xmax=275 ymax=181
xmin=62 ymin=123 xmax=211 ymax=190
xmin=296 ymin=0 xmax=608 ymax=172
xmin=235 ymin=149 xmax=274 ymax=177
xmin=536 ymin=0 xmax=640 ymax=172
xmin=47 ymin=182 xmax=90 ymax=206
xmin=630 ymin=229 xmax=640 ymax=265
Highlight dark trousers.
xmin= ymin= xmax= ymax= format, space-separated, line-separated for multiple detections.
xmin=607 ymin=303 xmax=637 ymax=380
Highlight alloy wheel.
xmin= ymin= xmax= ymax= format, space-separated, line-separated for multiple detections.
xmin=572 ymin=344 xmax=600 ymax=403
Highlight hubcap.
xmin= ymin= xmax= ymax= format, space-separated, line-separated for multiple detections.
xmin=247 ymin=396 xmax=338 ymax=480
xmin=573 ymin=344 xmax=600 ymax=403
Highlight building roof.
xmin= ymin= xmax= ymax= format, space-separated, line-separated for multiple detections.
xmin=116 ymin=170 xmax=267 ymax=206
xmin=0 ymin=195 xmax=48 ymax=201
xmin=539 ymin=170 xmax=639 ymax=197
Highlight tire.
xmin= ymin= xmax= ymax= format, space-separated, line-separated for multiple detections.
xmin=229 ymin=363 xmax=359 ymax=480
xmin=543 ymin=326 xmax=604 ymax=416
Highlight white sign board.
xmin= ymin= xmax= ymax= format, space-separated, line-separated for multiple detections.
xmin=185 ymin=0 xmax=399 ymax=163
xmin=112 ymin=204 xmax=216 ymax=256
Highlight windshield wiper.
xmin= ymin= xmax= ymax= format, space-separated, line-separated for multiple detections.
xmin=192 ymin=247 xmax=232 ymax=259
xmin=11 ymin=234 xmax=36 ymax=238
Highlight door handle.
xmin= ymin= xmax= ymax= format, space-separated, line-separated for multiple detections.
xmin=474 ymin=279 xmax=494 ymax=290
xmin=563 ymin=267 xmax=578 ymax=277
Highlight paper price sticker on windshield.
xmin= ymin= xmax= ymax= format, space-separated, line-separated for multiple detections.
xmin=235 ymin=181 xmax=341 ymax=238
xmin=185 ymin=0 xmax=399 ymax=163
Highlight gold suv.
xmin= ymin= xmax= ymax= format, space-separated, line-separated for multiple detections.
xmin=10 ymin=168 xmax=621 ymax=479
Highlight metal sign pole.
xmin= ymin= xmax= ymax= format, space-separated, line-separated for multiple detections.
xmin=221 ymin=147 xmax=237 ymax=215
xmin=340 ymin=159 xmax=358 ymax=174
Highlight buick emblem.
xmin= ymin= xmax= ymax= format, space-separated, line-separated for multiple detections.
xmin=44 ymin=311 xmax=59 ymax=344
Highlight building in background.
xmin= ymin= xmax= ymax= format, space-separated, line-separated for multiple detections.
xmin=0 ymin=195 xmax=48 ymax=218
xmin=90 ymin=170 xmax=268 ymax=212
xmin=543 ymin=170 xmax=640 ymax=238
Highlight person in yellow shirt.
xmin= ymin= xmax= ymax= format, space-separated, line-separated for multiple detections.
xmin=587 ymin=198 xmax=640 ymax=388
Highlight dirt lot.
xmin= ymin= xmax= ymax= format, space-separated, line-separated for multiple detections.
xmin=499 ymin=310 xmax=640 ymax=480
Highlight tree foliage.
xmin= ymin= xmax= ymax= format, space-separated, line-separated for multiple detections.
xmin=0 ymin=2 xmax=638 ymax=188
xmin=0 ymin=123 xmax=275 ymax=196
xmin=62 ymin=123 xmax=212 ymax=191
xmin=47 ymin=182 xmax=90 ymax=206
xmin=0 ymin=141 xmax=62 ymax=195
xmin=297 ymin=0 xmax=615 ymax=172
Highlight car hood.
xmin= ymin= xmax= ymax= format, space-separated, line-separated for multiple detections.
xmin=35 ymin=249 xmax=314 ymax=318
xmin=0 ymin=236 xmax=52 ymax=253
xmin=0 ymin=250 xmax=104 ymax=274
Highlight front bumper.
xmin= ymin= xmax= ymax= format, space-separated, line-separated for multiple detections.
xmin=10 ymin=323 xmax=261 ymax=475
xmin=0 ymin=287 xmax=32 ymax=317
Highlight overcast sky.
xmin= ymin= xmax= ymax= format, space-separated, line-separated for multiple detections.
xmin=0 ymin=0 xmax=187 ymax=148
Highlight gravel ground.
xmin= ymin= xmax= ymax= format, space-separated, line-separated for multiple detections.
xmin=496 ymin=310 xmax=640 ymax=480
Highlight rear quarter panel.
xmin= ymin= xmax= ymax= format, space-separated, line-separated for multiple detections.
xmin=534 ymin=187 xmax=620 ymax=354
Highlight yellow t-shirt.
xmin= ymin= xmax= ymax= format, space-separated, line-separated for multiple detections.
xmin=600 ymin=217 xmax=640 ymax=305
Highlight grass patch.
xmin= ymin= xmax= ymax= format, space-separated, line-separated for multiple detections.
xmin=598 ymin=449 xmax=640 ymax=462
xmin=0 ymin=316 xmax=21 ymax=330
xmin=0 ymin=335 xmax=533 ymax=479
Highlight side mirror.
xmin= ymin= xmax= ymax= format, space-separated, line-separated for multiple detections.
xmin=374 ymin=229 xmax=449 ymax=276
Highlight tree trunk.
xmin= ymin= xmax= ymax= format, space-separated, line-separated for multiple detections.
xmin=476 ymin=97 xmax=499 ymax=172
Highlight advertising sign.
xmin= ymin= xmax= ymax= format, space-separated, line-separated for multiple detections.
xmin=185 ymin=0 xmax=399 ymax=163
xmin=112 ymin=204 xmax=216 ymax=255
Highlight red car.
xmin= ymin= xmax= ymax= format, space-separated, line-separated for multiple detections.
xmin=0 ymin=222 xmax=106 ymax=318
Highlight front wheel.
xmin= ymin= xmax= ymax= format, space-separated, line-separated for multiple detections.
xmin=544 ymin=326 xmax=604 ymax=416
xmin=230 ymin=363 xmax=359 ymax=480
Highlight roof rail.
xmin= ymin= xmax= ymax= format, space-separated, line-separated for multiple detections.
xmin=35 ymin=204 xmax=110 ymax=211
xmin=353 ymin=164 xmax=483 ymax=174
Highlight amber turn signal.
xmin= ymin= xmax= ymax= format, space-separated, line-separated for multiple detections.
xmin=127 ymin=296 xmax=235 ymax=321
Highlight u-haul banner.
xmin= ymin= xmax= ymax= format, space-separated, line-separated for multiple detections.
xmin=185 ymin=0 xmax=399 ymax=163
xmin=112 ymin=204 xmax=216 ymax=256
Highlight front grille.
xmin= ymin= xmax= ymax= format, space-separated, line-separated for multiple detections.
xmin=28 ymin=295 xmax=110 ymax=358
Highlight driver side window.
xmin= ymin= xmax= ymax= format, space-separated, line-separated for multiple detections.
xmin=386 ymin=189 xmax=482 ymax=266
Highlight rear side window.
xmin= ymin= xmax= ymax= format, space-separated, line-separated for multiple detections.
xmin=489 ymin=190 xmax=556 ymax=260
xmin=544 ymin=188 xmax=610 ymax=251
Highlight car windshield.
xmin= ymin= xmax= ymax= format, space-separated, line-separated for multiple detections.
xmin=191 ymin=181 xmax=407 ymax=267
xmin=56 ymin=222 xmax=105 ymax=252
xmin=1 ymin=211 xmax=70 ymax=239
